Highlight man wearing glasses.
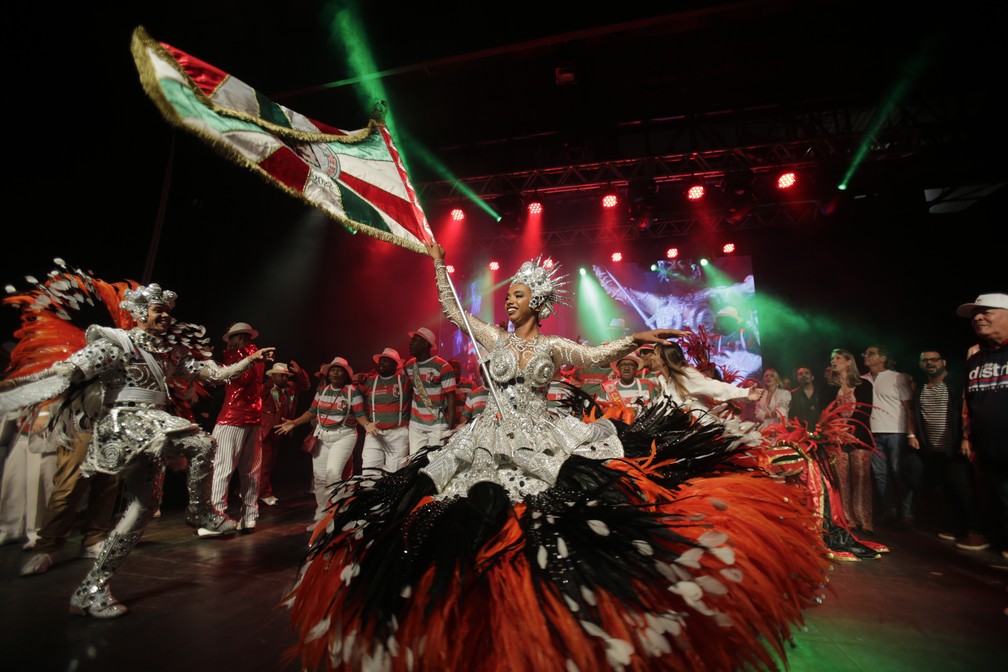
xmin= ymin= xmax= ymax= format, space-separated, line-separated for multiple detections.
xmin=863 ymin=345 xmax=917 ymax=527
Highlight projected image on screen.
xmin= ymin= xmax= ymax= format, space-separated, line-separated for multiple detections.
xmin=593 ymin=256 xmax=762 ymax=380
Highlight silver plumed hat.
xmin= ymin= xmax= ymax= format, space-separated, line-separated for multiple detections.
xmin=510 ymin=256 xmax=569 ymax=320
xmin=120 ymin=283 xmax=177 ymax=322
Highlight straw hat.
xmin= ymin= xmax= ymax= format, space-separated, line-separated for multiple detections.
xmin=372 ymin=347 xmax=404 ymax=368
xmin=222 ymin=321 xmax=259 ymax=342
xmin=321 ymin=356 xmax=354 ymax=378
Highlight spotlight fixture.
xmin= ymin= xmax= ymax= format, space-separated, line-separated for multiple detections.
xmin=450 ymin=208 xmax=465 ymax=221
xmin=527 ymin=200 xmax=543 ymax=215
xmin=489 ymin=261 xmax=500 ymax=271
xmin=722 ymin=242 xmax=736 ymax=254
xmin=776 ymin=171 xmax=797 ymax=190
xmin=666 ymin=247 xmax=679 ymax=259
xmin=446 ymin=265 xmax=456 ymax=274
xmin=601 ymin=193 xmax=619 ymax=209
xmin=611 ymin=252 xmax=623 ymax=262
xmin=685 ymin=180 xmax=705 ymax=201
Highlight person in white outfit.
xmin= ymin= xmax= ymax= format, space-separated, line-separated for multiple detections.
xmin=645 ymin=342 xmax=764 ymax=418
xmin=277 ymin=356 xmax=363 ymax=532
xmin=754 ymin=368 xmax=792 ymax=429
xmin=0 ymin=402 xmax=58 ymax=548
xmin=358 ymin=347 xmax=412 ymax=478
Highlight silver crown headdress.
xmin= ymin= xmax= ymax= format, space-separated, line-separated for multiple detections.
xmin=510 ymin=256 xmax=569 ymax=320
xmin=120 ymin=283 xmax=177 ymax=322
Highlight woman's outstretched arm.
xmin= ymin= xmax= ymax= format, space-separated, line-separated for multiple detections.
xmin=426 ymin=241 xmax=501 ymax=349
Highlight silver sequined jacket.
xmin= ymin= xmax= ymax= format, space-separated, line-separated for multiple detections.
xmin=58 ymin=326 xmax=255 ymax=475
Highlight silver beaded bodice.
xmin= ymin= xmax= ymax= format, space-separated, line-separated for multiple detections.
xmin=420 ymin=260 xmax=640 ymax=500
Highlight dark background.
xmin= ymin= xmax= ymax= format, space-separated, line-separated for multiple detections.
xmin=2 ymin=0 xmax=1005 ymax=399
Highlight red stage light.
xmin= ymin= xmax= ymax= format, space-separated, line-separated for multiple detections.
xmin=527 ymin=201 xmax=543 ymax=215
xmin=543 ymin=258 xmax=554 ymax=269
xmin=722 ymin=242 xmax=736 ymax=254
xmin=611 ymin=252 xmax=623 ymax=262
xmin=686 ymin=184 xmax=705 ymax=201
xmin=450 ymin=208 xmax=465 ymax=221
xmin=601 ymin=193 xmax=619 ymax=208
xmin=489 ymin=261 xmax=500 ymax=271
xmin=666 ymin=247 xmax=679 ymax=259
xmin=446 ymin=265 xmax=455 ymax=274
xmin=776 ymin=171 xmax=797 ymax=190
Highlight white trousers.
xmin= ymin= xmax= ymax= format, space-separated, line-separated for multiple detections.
xmin=311 ymin=426 xmax=358 ymax=523
xmin=361 ymin=426 xmax=410 ymax=477
xmin=210 ymin=424 xmax=261 ymax=525
xmin=0 ymin=434 xmax=57 ymax=543
xmin=408 ymin=421 xmax=447 ymax=457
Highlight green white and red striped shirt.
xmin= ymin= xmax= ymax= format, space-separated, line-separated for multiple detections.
xmin=361 ymin=372 xmax=412 ymax=430
xmin=406 ymin=356 xmax=456 ymax=428
xmin=310 ymin=384 xmax=364 ymax=429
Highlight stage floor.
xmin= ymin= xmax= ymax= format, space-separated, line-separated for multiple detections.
xmin=2 ymin=461 xmax=1005 ymax=672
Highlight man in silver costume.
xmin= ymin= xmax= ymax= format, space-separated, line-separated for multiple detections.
xmin=0 ymin=283 xmax=275 ymax=618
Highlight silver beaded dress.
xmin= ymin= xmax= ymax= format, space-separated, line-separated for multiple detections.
xmin=284 ymin=260 xmax=830 ymax=672
xmin=421 ymin=260 xmax=639 ymax=500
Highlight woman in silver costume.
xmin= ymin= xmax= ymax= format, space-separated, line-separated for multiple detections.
xmin=0 ymin=283 xmax=275 ymax=618
xmin=420 ymin=242 xmax=685 ymax=499
xmin=284 ymin=245 xmax=830 ymax=672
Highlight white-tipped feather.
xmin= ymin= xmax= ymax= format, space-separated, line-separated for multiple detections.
xmin=306 ymin=616 xmax=332 ymax=642
xmin=697 ymin=531 xmax=728 ymax=547
xmin=720 ymin=567 xmax=744 ymax=583
xmin=676 ymin=547 xmax=704 ymax=568
xmin=557 ymin=536 xmax=569 ymax=558
xmin=669 ymin=580 xmax=703 ymax=602
xmin=710 ymin=545 xmax=736 ymax=564
xmin=695 ymin=575 xmax=729 ymax=595
xmin=587 ymin=519 xmax=610 ymax=536
xmin=632 ymin=539 xmax=653 ymax=556
xmin=340 ymin=562 xmax=360 ymax=585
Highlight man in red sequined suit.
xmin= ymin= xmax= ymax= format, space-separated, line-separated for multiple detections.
xmin=208 ymin=322 xmax=266 ymax=534
xmin=258 ymin=361 xmax=310 ymax=506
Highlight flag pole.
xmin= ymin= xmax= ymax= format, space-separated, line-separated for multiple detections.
xmin=374 ymin=106 xmax=506 ymax=419
xmin=435 ymin=253 xmax=507 ymax=420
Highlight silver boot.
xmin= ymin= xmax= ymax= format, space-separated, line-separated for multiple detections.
xmin=68 ymin=530 xmax=140 ymax=618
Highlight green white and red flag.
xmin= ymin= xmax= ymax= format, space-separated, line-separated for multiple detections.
xmin=131 ymin=26 xmax=433 ymax=254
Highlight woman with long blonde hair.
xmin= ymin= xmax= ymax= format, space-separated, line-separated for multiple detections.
xmin=646 ymin=341 xmax=763 ymax=409
xmin=827 ymin=348 xmax=876 ymax=534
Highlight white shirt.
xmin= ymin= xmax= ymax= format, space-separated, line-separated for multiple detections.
xmin=656 ymin=368 xmax=750 ymax=407
xmin=755 ymin=387 xmax=792 ymax=428
xmin=863 ymin=369 xmax=912 ymax=433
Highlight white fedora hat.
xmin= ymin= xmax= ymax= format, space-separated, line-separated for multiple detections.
xmin=611 ymin=353 xmax=643 ymax=373
xmin=265 ymin=362 xmax=290 ymax=377
xmin=321 ymin=356 xmax=354 ymax=378
xmin=409 ymin=327 xmax=437 ymax=349
xmin=222 ymin=321 xmax=259 ymax=342
xmin=373 ymin=347 xmax=404 ymax=368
